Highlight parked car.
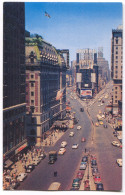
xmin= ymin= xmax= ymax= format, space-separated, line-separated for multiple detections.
xmin=112 ymin=141 xmax=120 ymax=147
xmin=79 ymin=162 xmax=87 ymax=170
xmin=61 ymin=141 xmax=67 ymax=148
xmin=116 ymin=159 xmax=122 ymax=167
xmin=96 ymin=183 xmax=104 ymax=191
xmin=94 ymin=175 xmax=101 ymax=184
xmin=91 ymin=160 xmax=97 ymax=168
xmin=82 ymin=156 xmax=88 ymax=162
xmin=92 ymin=167 xmax=99 ymax=176
xmin=17 ymin=173 xmax=27 ymax=182
xmin=76 ymin=171 xmax=84 ymax=180
xmin=77 ymin=126 xmax=81 ymax=130
xmin=84 ymin=180 xmax=90 ymax=191
xmin=72 ymin=178 xmax=81 ymax=189
xmin=81 ymin=137 xmax=86 ymax=142
xmin=58 ymin=148 xmax=66 ymax=155
xmin=26 ymin=164 xmax=35 ymax=173
xmin=72 ymin=144 xmax=79 ymax=149
xmin=38 ymin=153 xmax=46 ymax=160
xmin=69 ymin=132 xmax=74 ymax=137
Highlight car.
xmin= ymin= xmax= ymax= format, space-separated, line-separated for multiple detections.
xmin=112 ymin=141 xmax=120 ymax=147
xmin=26 ymin=164 xmax=35 ymax=173
xmin=98 ymin=105 xmax=101 ymax=107
xmin=82 ymin=156 xmax=88 ymax=162
xmin=91 ymin=160 xmax=97 ymax=168
xmin=95 ymin=122 xmax=99 ymax=127
xmin=80 ymin=108 xmax=84 ymax=112
xmin=99 ymin=121 xmax=103 ymax=125
xmin=119 ymin=145 xmax=122 ymax=149
xmin=116 ymin=159 xmax=122 ymax=167
xmin=92 ymin=167 xmax=99 ymax=176
xmin=72 ymin=144 xmax=79 ymax=149
xmin=100 ymin=103 xmax=103 ymax=106
xmin=79 ymin=162 xmax=87 ymax=170
xmin=32 ymin=158 xmax=41 ymax=166
xmin=101 ymin=114 xmax=105 ymax=118
xmin=96 ymin=183 xmax=104 ymax=191
xmin=17 ymin=173 xmax=27 ymax=182
xmin=38 ymin=153 xmax=46 ymax=160
xmin=81 ymin=137 xmax=86 ymax=142
xmin=84 ymin=180 xmax=90 ymax=191
xmin=72 ymin=178 xmax=81 ymax=189
xmin=77 ymin=126 xmax=81 ymax=130
xmin=61 ymin=141 xmax=67 ymax=148
xmin=69 ymin=132 xmax=74 ymax=137
xmin=91 ymin=155 xmax=96 ymax=161
xmin=76 ymin=171 xmax=84 ymax=180
xmin=58 ymin=148 xmax=66 ymax=155
xmin=94 ymin=175 xmax=101 ymax=184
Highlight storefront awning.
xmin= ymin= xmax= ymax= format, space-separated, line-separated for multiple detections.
xmin=4 ymin=159 xmax=13 ymax=168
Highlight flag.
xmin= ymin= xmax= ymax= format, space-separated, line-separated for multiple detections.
xmin=56 ymin=88 xmax=65 ymax=100
xmin=45 ymin=11 xmax=51 ymax=18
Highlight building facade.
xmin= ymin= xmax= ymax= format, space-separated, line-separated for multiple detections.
xmin=3 ymin=3 xmax=27 ymax=161
xmin=111 ymin=26 xmax=123 ymax=115
xmin=76 ymin=49 xmax=98 ymax=98
xmin=25 ymin=34 xmax=68 ymax=146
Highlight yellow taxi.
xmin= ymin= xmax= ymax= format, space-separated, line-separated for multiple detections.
xmin=95 ymin=122 xmax=99 ymax=127
xmin=99 ymin=121 xmax=103 ymax=125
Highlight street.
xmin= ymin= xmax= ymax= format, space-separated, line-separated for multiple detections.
xmin=16 ymin=82 xmax=122 ymax=191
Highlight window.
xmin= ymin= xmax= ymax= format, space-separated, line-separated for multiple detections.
xmin=116 ymin=46 xmax=118 ymax=50
xmin=116 ymin=56 xmax=118 ymax=59
xmin=116 ymin=51 xmax=118 ymax=54
xmin=31 ymin=92 xmax=34 ymax=96
xmin=115 ymin=87 xmax=117 ymax=89
xmin=116 ymin=39 xmax=118 ymax=44
xmin=115 ymin=91 xmax=117 ymax=94
xmin=31 ymin=100 xmax=34 ymax=105
xmin=115 ymin=66 xmax=118 ymax=69
xmin=115 ymin=96 xmax=117 ymax=99
xmin=115 ymin=100 xmax=117 ymax=103
xmin=31 ymin=82 xmax=34 ymax=87
xmin=31 ymin=74 xmax=34 ymax=79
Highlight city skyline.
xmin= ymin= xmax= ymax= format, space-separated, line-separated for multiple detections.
xmin=25 ymin=2 xmax=122 ymax=66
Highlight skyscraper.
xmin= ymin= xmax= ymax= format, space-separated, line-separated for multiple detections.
xmin=111 ymin=25 xmax=123 ymax=115
xmin=3 ymin=3 xmax=27 ymax=162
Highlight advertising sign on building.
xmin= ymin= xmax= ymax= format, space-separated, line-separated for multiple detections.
xmin=91 ymin=73 xmax=96 ymax=83
xmin=76 ymin=73 xmax=82 ymax=82
xmin=81 ymin=89 xmax=92 ymax=98
xmin=15 ymin=142 xmax=28 ymax=155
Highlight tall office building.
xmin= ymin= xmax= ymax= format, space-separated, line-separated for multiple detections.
xmin=111 ymin=25 xmax=123 ymax=115
xmin=25 ymin=34 xmax=68 ymax=146
xmin=3 ymin=3 xmax=27 ymax=163
xmin=76 ymin=48 xmax=96 ymax=69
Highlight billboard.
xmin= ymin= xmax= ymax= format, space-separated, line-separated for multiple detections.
xmin=91 ymin=73 xmax=96 ymax=83
xmin=76 ymin=73 xmax=82 ymax=82
xmin=81 ymin=89 xmax=92 ymax=98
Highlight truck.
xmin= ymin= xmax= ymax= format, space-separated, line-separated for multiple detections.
xmin=48 ymin=151 xmax=57 ymax=164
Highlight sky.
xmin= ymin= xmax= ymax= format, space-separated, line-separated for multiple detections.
xmin=25 ymin=2 xmax=123 ymax=66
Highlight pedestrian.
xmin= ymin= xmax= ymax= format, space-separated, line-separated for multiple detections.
xmin=85 ymin=148 xmax=87 ymax=153
xmin=54 ymin=171 xmax=57 ymax=177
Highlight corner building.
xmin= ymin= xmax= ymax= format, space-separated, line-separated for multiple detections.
xmin=3 ymin=3 xmax=27 ymax=161
xmin=25 ymin=35 xmax=68 ymax=146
